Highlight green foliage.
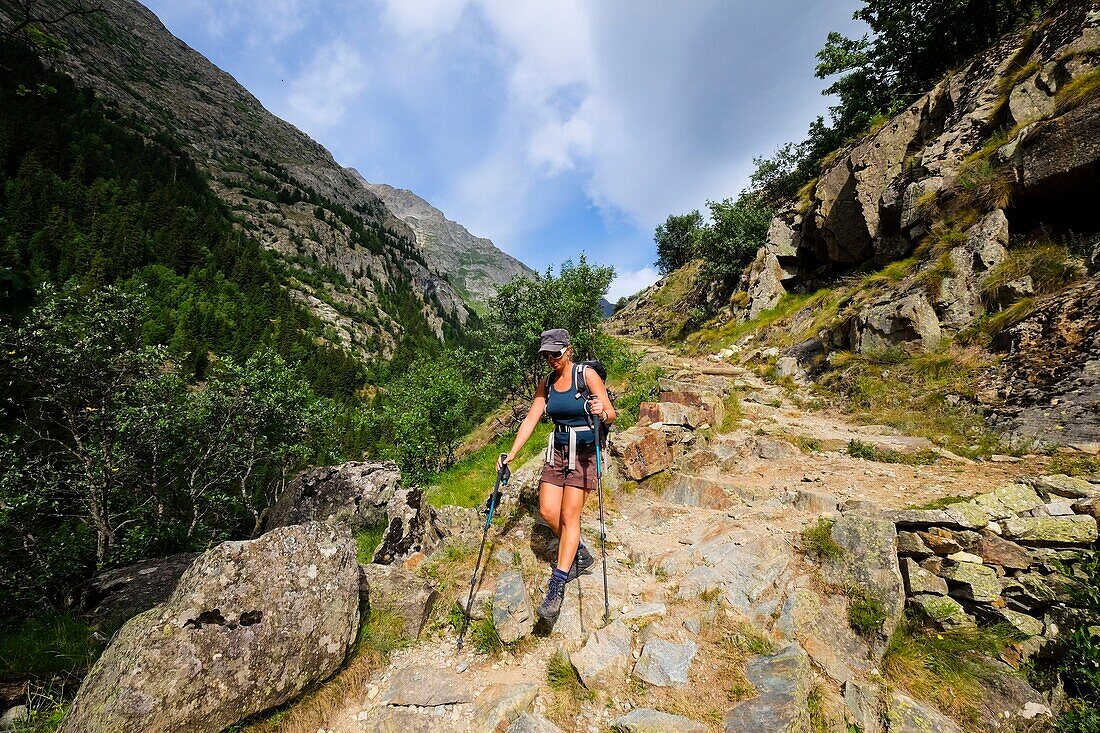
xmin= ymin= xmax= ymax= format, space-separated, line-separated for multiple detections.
xmin=1055 ymin=67 xmax=1100 ymax=116
xmin=426 ymin=422 xmax=551 ymax=508
xmin=1048 ymin=455 xmax=1100 ymax=478
xmin=654 ymin=211 xmax=703 ymax=275
xmin=470 ymin=604 xmax=504 ymax=657
xmin=847 ymin=590 xmax=887 ymax=637
xmin=546 ymin=649 xmax=582 ymax=692
xmin=354 ymin=524 xmax=388 ymax=564
xmin=802 ymin=519 xmax=845 ymax=562
xmin=0 ymin=612 xmax=98 ymax=676
xmin=719 ymin=392 xmax=744 ymax=433
xmin=697 ymin=192 xmax=774 ymax=285
xmin=980 ymin=240 xmax=1084 ymax=302
xmin=483 ymin=256 xmax=614 ymax=398
xmin=847 ymin=439 xmax=938 ymax=466
xmin=613 ymin=365 xmax=665 ymax=430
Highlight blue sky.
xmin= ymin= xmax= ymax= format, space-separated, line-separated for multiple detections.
xmin=144 ymin=0 xmax=865 ymax=301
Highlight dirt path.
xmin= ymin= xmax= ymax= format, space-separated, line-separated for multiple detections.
xmin=325 ymin=339 xmax=1049 ymax=733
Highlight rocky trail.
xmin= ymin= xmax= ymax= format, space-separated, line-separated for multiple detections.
xmin=321 ymin=340 xmax=1073 ymax=733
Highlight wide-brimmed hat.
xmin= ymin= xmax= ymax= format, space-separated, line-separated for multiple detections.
xmin=538 ymin=328 xmax=571 ymax=353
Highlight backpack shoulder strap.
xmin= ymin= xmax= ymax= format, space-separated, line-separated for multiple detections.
xmin=574 ymin=362 xmax=590 ymax=399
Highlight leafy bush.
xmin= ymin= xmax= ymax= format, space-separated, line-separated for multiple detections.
xmin=614 ymin=365 xmax=665 ymax=430
xmin=655 ymin=211 xmax=703 ymax=275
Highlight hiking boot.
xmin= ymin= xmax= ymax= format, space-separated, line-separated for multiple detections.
xmin=565 ymin=544 xmax=595 ymax=581
xmin=537 ymin=574 xmax=567 ymax=619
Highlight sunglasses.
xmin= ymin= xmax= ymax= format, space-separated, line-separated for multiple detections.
xmin=542 ymin=347 xmax=567 ymax=360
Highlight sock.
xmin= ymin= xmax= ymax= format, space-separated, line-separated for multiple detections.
xmin=551 ymin=567 xmax=569 ymax=584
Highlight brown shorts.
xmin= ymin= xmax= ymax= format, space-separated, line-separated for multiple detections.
xmin=539 ymin=443 xmax=598 ymax=491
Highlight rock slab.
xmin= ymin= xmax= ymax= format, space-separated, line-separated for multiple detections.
xmin=493 ymin=571 xmax=535 ymax=643
xmin=612 ymin=708 xmax=708 ymax=733
xmin=723 ymin=644 xmax=810 ymax=732
xmin=633 ymin=638 xmax=697 ymax=687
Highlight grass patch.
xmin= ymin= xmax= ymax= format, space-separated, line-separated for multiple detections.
xmin=847 ymin=589 xmax=887 ymax=637
xmin=354 ymin=523 xmax=387 ymax=563
xmin=883 ymin=615 xmax=1023 ymax=731
xmin=847 ymin=439 xmax=938 ymax=466
xmin=615 ymin=365 xmax=666 ymax=429
xmin=957 ymin=296 xmax=1036 ymax=348
xmin=862 ymin=257 xmax=918 ymax=288
xmin=822 ymin=345 xmax=1001 ymax=457
xmin=1048 ymin=454 xmax=1100 ymax=478
xmin=953 ymin=159 xmax=1014 ymax=212
xmin=1055 ymin=67 xmax=1100 ymax=116
xmin=797 ymin=177 xmax=819 ymax=213
xmin=469 ymin=603 xmax=504 ymax=657
xmin=908 ymin=494 xmax=976 ymax=510
xmin=915 ymin=252 xmax=956 ymax=297
xmin=802 ymin=519 xmax=845 ymax=563
xmin=686 ymin=290 xmax=822 ymax=355
xmin=0 ymin=612 xmax=99 ymax=676
xmin=427 ymin=421 xmax=551 ymax=508
xmin=719 ymin=392 xmax=743 ymax=433
xmin=980 ymin=239 xmax=1084 ymax=302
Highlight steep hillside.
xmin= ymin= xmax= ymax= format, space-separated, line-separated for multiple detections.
xmin=613 ymin=1 xmax=1100 ymax=450
xmin=0 ymin=0 xmax=473 ymax=360
xmin=356 ymin=176 xmax=534 ymax=310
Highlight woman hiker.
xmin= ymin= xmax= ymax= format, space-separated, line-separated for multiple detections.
xmin=497 ymin=328 xmax=616 ymax=619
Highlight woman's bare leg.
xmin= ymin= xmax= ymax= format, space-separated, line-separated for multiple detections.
xmin=539 ymin=482 xmax=563 ymax=536
xmin=556 ymin=486 xmax=588 ymax=572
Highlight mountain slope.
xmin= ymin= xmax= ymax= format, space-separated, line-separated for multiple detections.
xmin=356 ymin=176 xmax=534 ymax=310
xmin=2 ymin=0 xmax=470 ymax=361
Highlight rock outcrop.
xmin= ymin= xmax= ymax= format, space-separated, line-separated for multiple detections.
xmin=59 ymin=523 xmax=360 ymax=733
xmin=83 ymin=552 xmax=199 ymax=631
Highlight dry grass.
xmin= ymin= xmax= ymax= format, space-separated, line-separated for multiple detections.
xmin=797 ymin=177 xmax=819 ymax=213
xmin=915 ymin=252 xmax=956 ymax=297
xmin=883 ymin=616 xmax=1023 ymax=733
xmin=957 ymin=296 xmax=1037 ymax=348
xmin=979 ymin=239 xmax=1084 ymax=302
xmin=719 ymin=391 xmax=744 ymax=433
xmin=1055 ymin=67 xmax=1100 ymax=116
xmin=953 ymin=159 xmax=1014 ymax=212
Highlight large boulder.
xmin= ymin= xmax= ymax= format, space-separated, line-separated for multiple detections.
xmin=360 ymin=563 xmax=438 ymax=639
xmin=493 ymin=571 xmax=535 ymax=644
xmin=59 ymin=523 xmax=360 ymax=733
xmin=84 ymin=552 xmax=199 ymax=631
xmin=847 ymin=292 xmax=942 ymax=353
xmin=610 ymin=427 xmax=673 ymax=481
xmin=266 ymin=461 xmax=441 ymax=564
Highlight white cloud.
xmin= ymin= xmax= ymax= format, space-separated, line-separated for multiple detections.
xmin=607 ymin=266 xmax=661 ymax=302
xmin=285 ymin=41 xmax=368 ymax=128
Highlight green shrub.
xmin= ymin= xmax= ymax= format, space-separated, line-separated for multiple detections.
xmin=615 ymin=365 xmax=665 ymax=430
xmin=470 ymin=604 xmax=504 ymax=657
xmin=802 ymin=519 xmax=844 ymax=562
xmin=546 ymin=649 xmax=582 ymax=692
xmin=847 ymin=439 xmax=937 ymax=466
xmin=0 ymin=612 xmax=99 ymax=676
xmin=847 ymin=591 xmax=887 ymax=637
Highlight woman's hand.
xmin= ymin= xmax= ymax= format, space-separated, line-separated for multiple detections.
xmin=587 ymin=397 xmax=606 ymax=417
xmin=497 ymin=453 xmax=514 ymax=471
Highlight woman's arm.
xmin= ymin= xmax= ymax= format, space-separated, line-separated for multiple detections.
xmin=585 ymin=372 xmax=617 ymax=424
xmin=500 ymin=382 xmax=548 ymax=468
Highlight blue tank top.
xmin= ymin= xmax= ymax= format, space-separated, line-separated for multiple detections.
xmin=546 ymin=366 xmax=594 ymax=446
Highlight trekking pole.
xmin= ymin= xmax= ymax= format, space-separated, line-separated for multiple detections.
xmin=592 ymin=414 xmax=611 ymax=625
xmin=457 ymin=454 xmax=510 ymax=650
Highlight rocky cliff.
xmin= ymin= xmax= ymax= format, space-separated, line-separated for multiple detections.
xmin=357 ymin=176 xmax=534 ymax=310
xmin=615 ymin=1 xmax=1100 ymax=448
xmin=2 ymin=0 xmax=490 ymax=360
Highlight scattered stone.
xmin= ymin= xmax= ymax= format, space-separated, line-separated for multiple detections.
xmin=901 ymin=558 xmax=948 ymax=595
xmin=633 ymin=637 xmax=697 ymax=687
xmin=639 ymin=402 xmax=708 ymax=429
xmin=609 ymin=428 xmax=673 ymax=481
xmin=887 ymin=691 xmax=964 ymax=733
xmin=1000 ymin=515 xmax=1098 ymax=546
xmin=571 ymin=621 xmax=632 ymax=687
xmin=473 ymin=683 xmax=538 ymax=733
xmin=493 ymin=571 xmax=534 ymax=644
xmin=683 ymin=616 xmax=702 ymax=635
xmin=909 ymin=594 xmax=976 ymax=631
xmin=896 ymin=531 xmax=933 ymax=555
xmin=722 ymin=644 xmax=810 ymax=732
xmin=752 ymin=436 xmax=802 ymax=461
xmin=1075 ymin=496 xmax=1100 ymax=520
xmin=1033 ymin=501 xmax=1075 ymax=517
xmin=379 ymin=666 xmax=473 ymax=706
xmin=947 ymin=551 xmax=983 ymax=564
xmin=793 ymin=489 xmax=839 ymax=514
xmin=974 ymin=530 xmax=1031 ymax=570
xmin=361 ymin=563 xmax=438 ymax=639
xmin=1032 ymin=474 xmax=1098 ymax=500
xmin=58 ymin=523 xmax=360 ymax=733
xmin=0 ymin=706 xmax=29 ymax=731
xmin=936 ymin=561 xmax=1001 ymax=602
xmin=612 ymin=708 xmax=708 ymax=733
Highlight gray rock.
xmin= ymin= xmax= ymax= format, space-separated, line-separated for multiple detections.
xmin=723 ymin=644 xmax=810 ymax=732
xmin=84 ymin=552 xmax=199 ymax=630
xmin=571 ymin=620 xmax=632 ymax=687
xmin=890 ymin=502 xmax=991 ymax=529
xmin=0 ymin=706 xmax=29 ymax=731
xmin=1000 ymin=515 xmax=1098 ymax=546
xmin=752 ymin=436 xmax=802 ymax=460
xmin=887 ymin=690 xmax=964 ymax=733
xmin=997 ymin=608 xmax=1044 ymax=637
xmin=794 ymin=489 xmax=839 ymax=514
xmin=843 ymin=680 xmax=883 ymax=733
xmin=621 ymin=602 xmax=666 ymax=624
xmin=507 ymin=712 xmax=565 ymax=733
xmin=850 ymin=293 xmax=941 ymax=353
xmin=775 ymin=356 xmax=799 ymax=379
xmin=472 ymin=683 xmax=538 ymax=733
xmin=974 ymin=530 xmax=1032 ymax=570
xmin=379 ymin=666 xmax=474 ymax=706
xmin=361 ymin=563 xmax=438 ymax=639
xmin=972 ymin=483 xmax=1045 ymax=519
xmin=1032 ymin=474 xmax=1099 ymax=500
xmin=901 ymin=557 xmax=948 ymax=595
xmin=743 ymin=251 xmax=787 ymax=319
xmin=633 ymin=637 xmax=698 ymax=687
xmin=613 ymin=708 xmax=708 ymax=733
xmin=896 ymin=531 xmax=933 ymax=555
xmin=59 ymin=523 xmax=360 ymax=733
xmin=454 ymin=588 xmax=493 ymax=621
xmin=493 ymin=571 xmax=534 ymax=643
xmin=936 ymin=561 xmax=1002 ymax=602
xmin=823 ymin=514 xmax=905 ymax=644
xmin=908 ymin=594 xmax=975 ymax=631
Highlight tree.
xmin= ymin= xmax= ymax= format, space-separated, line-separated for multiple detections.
xmin=697 ymin=193 xmax=774 ymax=284
xmin=654 ymin=211 xmax=703 ymax=275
